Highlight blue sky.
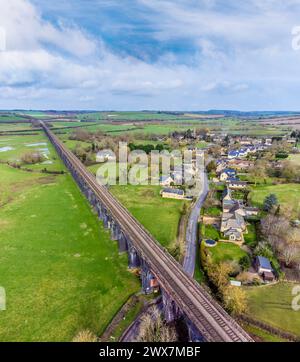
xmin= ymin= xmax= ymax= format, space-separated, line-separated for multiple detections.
xmin=1 ymin=0 xmax=300 ymax=110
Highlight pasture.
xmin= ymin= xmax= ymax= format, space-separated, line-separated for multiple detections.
xmin=0 ymin=134 xmax=64 ymax=172
xmin=110 ymin=185 xmax=184 ymax=250
xmin=0 ymin=138 xmax=140 ymax=341
xmin=245 ymin=282 xmax=300 ymax=337
xmin=250 ymin=183 xmax=300 ymax=217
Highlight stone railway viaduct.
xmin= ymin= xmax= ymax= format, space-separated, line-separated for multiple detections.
xmin=41 ymin=122 xmax=253 ymax=342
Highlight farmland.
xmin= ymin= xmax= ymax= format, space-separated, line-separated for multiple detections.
xmin=249 ymin=183 xmax=300 ymax=217
xmin=0 ymin=134 xmax=140 ymax=341
xmin=110 ymin=185 xmax=185 ymax=250
xmin=0 ymin=134 xmax=63 ymax=172
xmin=245 ymin=282 xmax=300 ymax=337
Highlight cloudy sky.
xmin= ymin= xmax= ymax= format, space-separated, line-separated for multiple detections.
xmin=1 ymin=0 xmax=300 ymax=110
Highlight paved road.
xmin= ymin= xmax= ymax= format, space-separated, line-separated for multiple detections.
xmin=183 ymin=171 xmax=209 ymax=277
xmin=120 ymin=298 xmax=162 ymax=342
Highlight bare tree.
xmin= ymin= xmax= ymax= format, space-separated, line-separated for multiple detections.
xmin=279 ymin=228 xmax=300 ymax=267
xmin=136 ymin=306 xmax=177 ymax=342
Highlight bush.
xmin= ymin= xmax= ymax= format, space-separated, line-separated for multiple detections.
xmin=73 ymin=330 xmax=98 ymax=342
xmin=239 ymin=255 xmax=251 ymax=271
xmin=263 ymin=194 xmax=278 ymax=212
xmin=254 ymin=242 xmax=274 ymax=260
xmin=222 ymin=286 xmax=248 ymax=315
xmin=21 ymin=151 xmax=44 ymax=165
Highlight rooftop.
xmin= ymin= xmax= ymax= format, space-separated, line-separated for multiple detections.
xmin=257 ymin=256 xmax=272 ymax=270
xmin=162 ymin=188 xmax=184 ymax=196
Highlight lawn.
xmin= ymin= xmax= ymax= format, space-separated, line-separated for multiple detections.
xmin=201 ymin=224 xmax=220 ymax=241
xmin=110 ymin=185 xmax=184 ymax=250
xmin=250 ymin=183 xmax=300 ymax=217
xmin=0 ymin=153 xmax=139 ymax=341
xmin=196 ymin=141 xmax=209 ymax=149
xmin=245 ymin=282 xmax=300 ymax=337
xmin=244 ymin=223 xmax=257 ymax=248
xmin=207 ymin=242 xmax=248 ymax=264
xmin=203 ymin=206 xmax=221 ymax=217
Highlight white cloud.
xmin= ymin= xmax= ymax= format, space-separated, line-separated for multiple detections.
xmin=0 ymin=0 xmax=300 ymax=110
xmin=0 ymin=0 xmax=97 ymax=56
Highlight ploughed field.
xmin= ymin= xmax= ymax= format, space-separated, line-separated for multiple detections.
xmin=0 ymin=133 xmax=139 ymax=341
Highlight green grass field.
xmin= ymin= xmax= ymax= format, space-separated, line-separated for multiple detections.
xmin=0 ymin=139 xmax=140 ymax=341
xmin=50 ymin=121 xmax=90 ymax=128
xmin=0 ymin=123 xmax=33 ymax=132
xmin=0 ymin=114 xmax=28 ymax=122
xmin=0 ymin=134 xmax=64 ymax=172
xmin=245 ymin=282 xmax=300 ymax=337
xmin=203 ymin=206 xmax=221 ymax=217
xmin=60 ymin=138 xmax=92 ymax=151
xmin=110 ymin=185 xmax=184 ymax=250
xmin=243 ymin=324 xmax=288 ymax=342
xmin=244 ymin=223 xmax=257 ymax=248
xmin=201 ymin=224 xmax=220 ymax=240
xmin=250 ymin=183 xmax=300 ymax=217
xmin=77 ymin=111 xmax=181 ymax=122
xmin=207 ymin=242 xmax=248 ymax=264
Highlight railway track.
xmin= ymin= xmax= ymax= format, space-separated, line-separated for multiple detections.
xmin=42 ymin=122 xmax=253 ymax=342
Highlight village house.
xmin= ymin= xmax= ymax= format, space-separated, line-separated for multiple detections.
xmin=240 ymin=138 xmax=253 ymax=145
xmin=219 ymin=168 xmax=237 ymax=181
xmin=216 ymin=160 xmax=227 ymax=174
xmin=252 ymin=138 xmax=263 ymax=145
xmin=238 ymin=148 xmax=248 ymax=157
xmin=171 ymin=171 xmax=183 ymax=185
xmin=220 ymin=188 xmax=247 ymax=241
xmin=161 ymin=188 xmax=185 ymax=200
xmin=220 ymin=208 xmax=246 ymax=241
xmin=254 ymin=256 xmax=275 ymax=282
xmin=244 ymin=206 xmax=259 ymax=217
xmin=286 ymin=138 xmax=297 ymax=145
xmin=160 ymin=175 xmax=174 ymax=186
xmin=228 ymin=159 xmax=254 ymax=170
xmin=227 ymin=159 xmax=254 ymax=170
xmin=220 ymin=186 xmax=258 ymax=241
xmin=228 ymin=150 xmax=240 ymax=159
xmin=264 ymin=138 xmax=273 ymax=146
xmin=226 ymin=180 xmax=248 ymax=190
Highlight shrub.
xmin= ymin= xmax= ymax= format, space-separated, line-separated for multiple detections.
xmin=263 ymin=194 xmax=278 ymax=212
xmin=239 ymin=255 xmax=251 ymax=271
xmin=21 ymin=151 xmax=44 ymax=165
xmin=136 ymin=307 xmax=177 ymax=342
xmin=222 ymin=286 xmax=248 ymax=315
xmin=73 ymin=330 xmax=98 ymax=342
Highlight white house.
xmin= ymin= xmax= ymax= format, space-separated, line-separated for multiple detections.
xmin=160 ymin=175 xmax=174 ymax=186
